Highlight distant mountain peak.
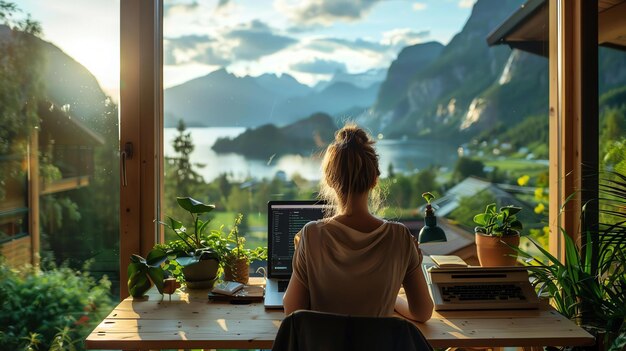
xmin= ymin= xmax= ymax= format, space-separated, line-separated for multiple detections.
xmin=314 ymin=68 xmax=386 ymax=91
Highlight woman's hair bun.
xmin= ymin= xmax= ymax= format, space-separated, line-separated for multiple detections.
xmin=336 ymin=125 xmax=369 ymax=146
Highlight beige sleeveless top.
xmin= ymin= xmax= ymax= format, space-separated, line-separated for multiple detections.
xmin=291 ymin=219 xmax=421 ymax=317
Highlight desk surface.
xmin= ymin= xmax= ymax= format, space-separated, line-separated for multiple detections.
xmin=85 ymin=277 xmax=594 ymax=350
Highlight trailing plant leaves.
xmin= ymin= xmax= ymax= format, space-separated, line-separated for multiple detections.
xmin=473 ymin=213 xmax=488 ymax=226
xmin=509 ymin=219 xmax=523 ymax=230
xmin=128 ymin=269 xmax=152 ymax=298
xmin=148 ymin=267 xmax=165 ymax=294
xmin=146 ymin=248 xmax=168 ymax=267
xmin=130 ymin=254 xmax=146 ymax=265
xmin=501 ymin=205 xmax=522 ymax=217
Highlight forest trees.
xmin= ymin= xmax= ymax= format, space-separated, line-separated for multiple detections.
xmin=0 ymin=1 xmax=42 ymax=204
xmin=163 ymin=120 xmax=207 ymax=222
xmin=1 ymin=1 xmax=122 ymax=286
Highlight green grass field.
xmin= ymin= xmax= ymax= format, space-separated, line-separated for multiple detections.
xmin=207 ymin=211 xmax=268 ymax=249
xmin=484 ymin=159 xmax=548 ymax=178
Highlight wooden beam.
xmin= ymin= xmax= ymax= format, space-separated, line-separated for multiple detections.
xmin=29 ymin=129 xmax=40 ymax=267
xmin=548 ymin=0 xmax=599 ymax=261
xmin=40 ymin=176 xmax=91 ymax=195
xmin=120 ymin=0 xmax=163 ymax=300
xmin=599 ymin=1 xmax=626 ymax=44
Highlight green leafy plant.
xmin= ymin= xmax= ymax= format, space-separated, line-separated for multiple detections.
xmin=208 ymin=213 xmax=267 ymax=267
xmin=158 ymin=197 xmax=220 ymax=267
xmin=514 ymin=170 xmax=626 ymax=350
xmin=422 ymin=192 xmax=435 ymax=204
xmin=0 ymin=259 xmax=114 ymax=351
xmin=127 ymin=247 xmax=168 ymax=297
xmin=516 ymin=230 xmax=625 ymax=350
xmin=473 ymin=203 xmax=523 ymax=237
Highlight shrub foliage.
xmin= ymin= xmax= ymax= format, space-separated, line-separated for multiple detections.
xmin=0 ymin=259 xmax=114 ymax=350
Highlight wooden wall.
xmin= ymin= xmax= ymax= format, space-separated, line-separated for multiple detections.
xmin=1 ymin=236 xmax=32 ymax=268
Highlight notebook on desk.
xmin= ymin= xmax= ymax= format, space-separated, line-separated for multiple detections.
xmin=264 ymin=200 xmax=326 ymax=309
xmin=428 ymin=266 xmax=540 ymax=311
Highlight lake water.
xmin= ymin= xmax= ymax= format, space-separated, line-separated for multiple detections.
xmin=164 ymin=127 xmax=459 ymax=182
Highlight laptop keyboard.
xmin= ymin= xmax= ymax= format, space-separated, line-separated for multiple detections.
xmin=278 ymin=280 xmax=289 ymax=292
xmin=440 ymin=283 xmax=526 ymax=302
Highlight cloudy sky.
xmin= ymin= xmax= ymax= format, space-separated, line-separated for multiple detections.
xmin=17 ymin=0 xmax=476 ymax=97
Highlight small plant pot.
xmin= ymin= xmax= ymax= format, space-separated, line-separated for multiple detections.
xmin=224 ymin=257 xmax=250 ymax=284
xmin=182 ymin=258 xmax=219 ymax=289
xmin=475 ymin=231 xmax=520 ymax=266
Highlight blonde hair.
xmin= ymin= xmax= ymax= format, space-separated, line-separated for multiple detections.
xmin=319 ymin=123 xmax=381 ymax=216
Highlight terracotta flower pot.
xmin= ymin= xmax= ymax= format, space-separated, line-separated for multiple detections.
xmin=475 ymin=231 xmax=520 ymax=266
xmin=224 ymin=256 xmax=250 ymax=284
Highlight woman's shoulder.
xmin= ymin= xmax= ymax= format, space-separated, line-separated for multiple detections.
xmin=299 ymin=219 xmax=331 ymax=237
xmin=382 ymin=220 xmax=414 ymax=240
xmin=302 ymin=218 xmax=331 ymax=230
xmin=383 ymin=220 xmax=410 ymax=232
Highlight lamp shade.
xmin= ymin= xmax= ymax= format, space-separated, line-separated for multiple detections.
xmin=418 ymin=214 xmax=447 ymax=243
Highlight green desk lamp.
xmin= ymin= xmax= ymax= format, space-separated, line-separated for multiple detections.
xmin=418 ymin=192 xmax=447 ymax=243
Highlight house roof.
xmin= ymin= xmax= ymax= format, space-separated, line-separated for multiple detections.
xmin=419 ymin=218 xmax=475 ymax=257
xmin=427 ymin=177 xmax=528 ymax=217
xmin=486 ymin=0 xmax=626 ymax=56
xmin=433 ymin=177 xmax=493 ymax=217
xmin=39 ymin=102 xmax=105 ymax=146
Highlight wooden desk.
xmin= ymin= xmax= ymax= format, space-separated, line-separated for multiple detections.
xmin=85 ymin=278 xmax=594 ymax=350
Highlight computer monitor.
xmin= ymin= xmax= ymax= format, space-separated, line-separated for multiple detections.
xmin=267 ymin=200 xmax=326 ymax=279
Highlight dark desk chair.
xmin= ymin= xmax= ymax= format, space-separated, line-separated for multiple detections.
xmin=272 ymin=310 xmax=433 ymax=351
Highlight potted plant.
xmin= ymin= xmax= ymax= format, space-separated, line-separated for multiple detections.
xmin=473 ymin=203 xmax=523 ymax=266
xmin=159 ymin=197 xmax=220 ymax=289
xmin=418 ymin=192 xmax=447 ymax=243
xmin=208 ymin=213 xmax=267 ymax=284
xmin=127 ymin=247 xmax=181 ymax=298
xmin=513 ymin=170 xmax=626 ymax=351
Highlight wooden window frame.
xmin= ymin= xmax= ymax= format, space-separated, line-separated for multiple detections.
xmin=118 ymin=0 xmax=601 ymax=296
xmin=548 ymin=0 xmax=598 ymax=261
xmin=119 ymin=0 xmax=164 ymax=300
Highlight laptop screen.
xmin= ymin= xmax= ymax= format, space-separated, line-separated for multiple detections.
xmin=267 ymin=200 xmax=326 ymax=278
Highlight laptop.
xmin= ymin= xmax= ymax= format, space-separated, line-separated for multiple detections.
xmin=428 ymin=266 xmax=540 ymax=311
xmin=264 ymin=200 xmax=326 ymax=309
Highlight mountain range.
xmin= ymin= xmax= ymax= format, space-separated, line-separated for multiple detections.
xmin=0 ymin=25 xmax=117 ymax=139
xmin=212 ymin=112 xmax=336 ymax=159
xmin=165 ymin=0 xmax=626 ymax=144
xmin=164 ymin=68 xmax=381 ymax=128
xmin=6 ymin=0 xmax=626 ymax=148
xmin=364 ymin=0 xmax=626 ymax=140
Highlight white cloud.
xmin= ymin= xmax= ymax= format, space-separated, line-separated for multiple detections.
xmin=164 ymin=20 xmax=297 ymax=66
xmin=381 ymin=28 xmax=429 ymax=47
xmin=164 ymin=1 xmax=200 ymax=17
xmin=275 ymin=0 xmax=382 ymax=28
xmin=214 ymin=0 xmax=238 ymax=15
xmin=290 ymin=58 xmax=347 ymax=74
xmin=412 ymin=2 xmax=427 ymax=11
xmin=458 ymin=0 xmax=476 ymax=9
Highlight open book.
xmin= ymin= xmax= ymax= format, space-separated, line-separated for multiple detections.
xmin=430 ymin=255 xmax=468 ymax=268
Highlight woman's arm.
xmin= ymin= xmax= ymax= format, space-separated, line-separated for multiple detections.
xmin=395 ymin=240 xmax=434 ymax=322
xmin=395 ymin=267 xmax=433 ymax=322
xmin=283 ymin=276 xmax=310 ymax=315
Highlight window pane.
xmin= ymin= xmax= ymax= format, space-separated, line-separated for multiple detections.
xmin=599 ymin=47 xmax=626 ymax=173
xmin=0 ymin=1 xmax=120 ymax=349
xmin=0 ymin=2 xmax=120 ymax=290
xmin=599 ymin=46 xmax=626 ymax=253
xmin=162 ymin=1 xmax=551 ymax=266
